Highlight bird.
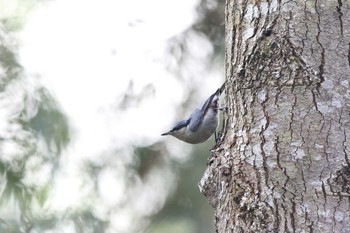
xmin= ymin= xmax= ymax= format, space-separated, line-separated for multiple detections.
xmin=161 ymin=83 xmax=226 ymax=144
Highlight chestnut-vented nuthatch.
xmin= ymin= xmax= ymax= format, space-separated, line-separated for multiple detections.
xmin=161 ymin=83 xmax=226 ymax=144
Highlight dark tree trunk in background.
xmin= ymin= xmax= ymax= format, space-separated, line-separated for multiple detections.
xmin=199 ymin=0 xmax=350 ymax=232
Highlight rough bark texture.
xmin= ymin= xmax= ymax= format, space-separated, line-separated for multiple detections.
xmin=199 ymin=0 xmax=350 ymax=232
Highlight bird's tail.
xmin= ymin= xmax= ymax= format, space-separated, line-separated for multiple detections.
xmin=214 ymin=80 xmax=227 ymax=96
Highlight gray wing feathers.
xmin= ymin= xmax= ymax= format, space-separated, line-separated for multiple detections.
xmin=188 ymin=94 xmax=213 ymax=131
xmin=188 ymin=83 xmax=225 ymax=132
xmin=172 ymin=119 xmax=190 ymax=131
xmin=188 ymin=108 xmax=204 ymax=131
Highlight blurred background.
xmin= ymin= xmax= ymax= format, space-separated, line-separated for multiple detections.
xmin=0 ymin=0 xmax=224 ymax=232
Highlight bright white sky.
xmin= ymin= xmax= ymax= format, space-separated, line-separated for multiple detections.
xmin=20 ymin=0 xmax=198 ymax=144
xmin=18 ymin=0 xmax=224 ymax=146
xmin=2 ymin=0 xmax=223 ymax=231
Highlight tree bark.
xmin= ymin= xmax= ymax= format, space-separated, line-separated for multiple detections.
xmin=199 ymin=0 xmax=350 ymax=232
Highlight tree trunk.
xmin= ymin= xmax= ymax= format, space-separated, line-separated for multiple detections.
xmin=199 ymin=0 xmax=350 ymax=232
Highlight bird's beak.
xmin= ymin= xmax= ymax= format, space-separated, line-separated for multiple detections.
xmin=161 ymin=132 xmax=170 ymax=136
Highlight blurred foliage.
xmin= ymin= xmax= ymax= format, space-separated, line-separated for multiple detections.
xmin=0 ymin=20 xmax=70 ymax=232
xmin=27 ymin=88 xmax=70 ymax=156
xmin=148 ymin=142 xmax=216 ymax=233
xmin=166 ymin=0 xmax=225 ymax=73
xmin=0 ymin=0 xmax=46 ymax=31
xmin=0 ymin=0 xmax=225 ymax=232
xmin=195 ymin=0 xmax=225 ymax=57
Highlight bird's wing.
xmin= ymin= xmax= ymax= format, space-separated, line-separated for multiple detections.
xmin=188 ymin=85 xmax=224 ymax=131
xmin=187 ymin=82 xmax=226 ymax=132
xmin=188 ymin=108 xmax=204 ymax=132
xmin=172 ymin=119 xmax=191 ymax=131
xmin=162 ymin=119 xmax=190 ymax=135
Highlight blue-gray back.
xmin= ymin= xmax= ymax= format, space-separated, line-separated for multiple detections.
xmin=188 ymin=94 xmax=214 ymax=131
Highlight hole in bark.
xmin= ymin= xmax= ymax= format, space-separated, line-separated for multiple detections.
xmin=269 ymin=41 xmax=278 ymax=49
xmin=222 ymin=166 xmax=231 ymax=176
xmin=208 ymin=157 xmax=215 ymax=166
xmin=263 ymin=29 xmax=273 ymax=37
xmin=333 ymin=165 xmax=350 ymax=193
xmin=233 ymin=189 xmax=244 ymax=205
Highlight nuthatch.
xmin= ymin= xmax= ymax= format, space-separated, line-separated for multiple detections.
xmin=161 ymin=83 xmax=226 ymax=144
